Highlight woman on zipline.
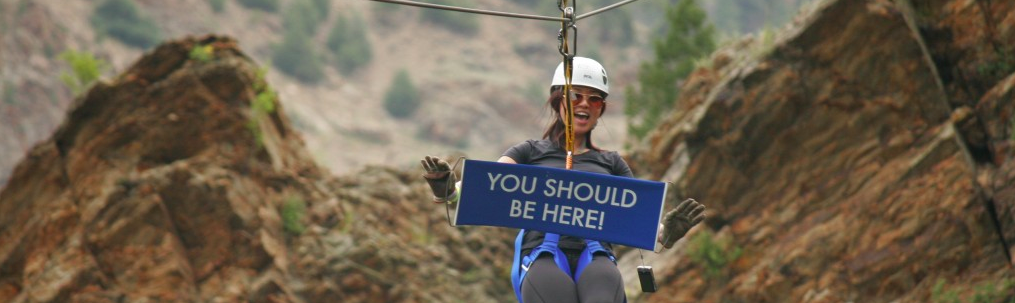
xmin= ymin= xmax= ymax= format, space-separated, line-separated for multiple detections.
xmin=420 ymin=57 xmax=705 ymax=303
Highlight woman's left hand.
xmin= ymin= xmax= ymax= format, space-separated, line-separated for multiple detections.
xmin=658 ymin=198 xmax=706 ymax=249
xmin=421 ymin=155 xmax=457 ymax=203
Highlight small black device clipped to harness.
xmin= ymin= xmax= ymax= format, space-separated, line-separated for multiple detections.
xmin=637 ymin=265 xmax=657 ymax=292
xmin=636 ymin=250 xmax=657 ymax=292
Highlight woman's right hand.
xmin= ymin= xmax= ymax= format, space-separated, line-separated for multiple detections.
xmin=658 ymin=198 xmax=706 ymax=248
xmin=421 ymin=156 xmax=457 ymax=203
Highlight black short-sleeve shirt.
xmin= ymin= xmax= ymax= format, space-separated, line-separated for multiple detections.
xmin=502 ymin=139 xmax=634 ymax=254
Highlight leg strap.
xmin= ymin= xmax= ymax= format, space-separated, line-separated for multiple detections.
xmin=574 ymin=239 xmax=615 ymax=283
xmin=512 ymin=232 xmax=617 ymax=302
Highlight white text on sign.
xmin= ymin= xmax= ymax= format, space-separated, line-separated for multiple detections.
xmin=509 ymin=199 xmax=606 ymax=230
xmin=488 ymin=173 xmax=637 ymax=207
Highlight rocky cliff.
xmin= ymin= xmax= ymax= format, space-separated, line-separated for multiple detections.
xmin=0 ymin=35 xmax=515 ymax=303
xmin=626 ymin=0 xmax=1014 ymax=302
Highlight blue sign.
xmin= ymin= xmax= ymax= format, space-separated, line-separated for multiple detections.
xmin=455 ymin=159 xmax=668 ymax=250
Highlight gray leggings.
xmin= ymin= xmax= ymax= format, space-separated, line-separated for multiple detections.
xmin=520 ymin=254 xmax=626 ymax=303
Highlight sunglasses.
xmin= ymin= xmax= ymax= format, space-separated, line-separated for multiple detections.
xmin=567 ymin=91 xmax=605 ymax=109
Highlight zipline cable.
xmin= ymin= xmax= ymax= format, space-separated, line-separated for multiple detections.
xmin=369 ymin=0 xmax=567 ymax=22
xmin=368 ymin=0 xmax=649 ymax=23
xmin=575 ymin=0 xmax=642 ymax=20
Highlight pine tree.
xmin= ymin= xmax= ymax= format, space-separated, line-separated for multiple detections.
xmin=328 ymin=13 xmax=373 ymax=75
xmin=384 ymin=70 xmax=420 ymax=118
xmin=272 ymin=28 xmax=324 ymax=83
xmin=624 ymin=0 xmax=715 ymax=141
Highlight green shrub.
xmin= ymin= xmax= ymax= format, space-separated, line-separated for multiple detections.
xmin=932 ymin=279 xmax=960 ymax=303
xmin=237 ymin=0 xmax=278 ymax=12
xmin=16 ymin=0 xmax=30 ymax=15
xmin=932 ymin=278 xmax=1015 ymax=303
xmin=247 ymin=65 xmax=276 ymax=147
xmin=625 ymin=0 xmax=715 ymax=141
xmin=252 ymin=66 xmax=276 ymax=114
xmin=421 ymin=0 xmax=478 ymax=35
xmin=282 ymin=0 xmax=322 ymax=35
xmin=282 ymin=196 xmax=306 ymax=235
xmin=977 ymin=51 xmax=1015 ymax=80
xmin=189 ymin=44 xmax=214 ymax=62
xmin=253 ymin=85 xmax=276 ymax=114
xmin=687 ymin=231 xmax=741 ymax=279
xmin=312 ymin=0 xmax=330 ymax=20
xmin=370 ymin=2 xmax=406 ymax=28
xmin=750 ymin=26 xmax=779 ymax=59
xmin=58 ymin=49 xmax=108 ymax=95
xmin=383 ymin=70 xmax=421 ymax=118
xmin=327 ymin=13 xmax=372 ymax=75
xmin=594 ymin=10 xmax=635 ymax=45
xmin=209 ymin=0 xmax=225 ymax=13
xmin=272 ymin=29 xmax=324 ymax=83
xmin=972 ymin=278 xmax=1014 ymax=303
xmin=91 ymin=0 xmax=161 ymax=49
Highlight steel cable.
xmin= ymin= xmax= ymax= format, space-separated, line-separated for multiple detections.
xmin=369 ymin=0 xmax=647 ymax=23
xmin=369 ymin=0 xmax=567 ymax=22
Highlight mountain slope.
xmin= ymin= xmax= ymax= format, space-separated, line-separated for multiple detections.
xmin=0 ymin=36 xmax=517 ymax=303
xmin=625 ymin=0 xmax=1015 ymax=302
xmin=0 ymin=0 xmax=651 ymax=186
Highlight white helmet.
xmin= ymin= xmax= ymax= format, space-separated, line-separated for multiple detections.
xmin=550 ymin=57 xmax=609 ymax=95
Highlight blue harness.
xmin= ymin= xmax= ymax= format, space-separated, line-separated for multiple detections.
xmin=510 ymin=230 xmax=616 ymax=303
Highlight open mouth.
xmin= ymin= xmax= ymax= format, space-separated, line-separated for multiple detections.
xmin=575 ymin=112 xmax=590 ymax=121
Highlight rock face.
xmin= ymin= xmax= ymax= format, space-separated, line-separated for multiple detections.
xmin=0 ymin=35 xmax=318 ymax=302
xmin=627 ymin=0 xmax=1014 ymax=302
xmin=0 ymin=36 xmax=515 ymax=303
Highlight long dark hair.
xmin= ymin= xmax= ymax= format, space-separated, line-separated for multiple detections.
xmin=542 ymin=86 xmax=607 ymax=152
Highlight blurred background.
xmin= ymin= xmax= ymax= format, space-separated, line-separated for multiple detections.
xmin=1 ymin=0 xmax=1013 ymax=302
xmin=0 ymin=0 xmax=811 ymax=185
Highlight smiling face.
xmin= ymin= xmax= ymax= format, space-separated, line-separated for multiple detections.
xmin=557 ymin=85 xmax=606 ymax=137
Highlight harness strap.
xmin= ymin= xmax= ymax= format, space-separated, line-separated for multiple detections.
xmin=574 ymin=239 xmax=613 ymax=283
xmin=526 ymin=233 xmax=570 ymax=274
xmin=511 ymin=230 xmax=526 ymax=302
xmin=511 ymin=231 xmax=616 ymax=303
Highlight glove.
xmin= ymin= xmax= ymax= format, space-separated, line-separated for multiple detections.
xmin=420 ymin=155 xmax=457 ymax=203
xmin=658 ymin=198 xmax=706 ymax=249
